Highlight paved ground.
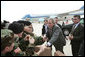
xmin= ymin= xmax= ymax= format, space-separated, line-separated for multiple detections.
xmin=32 ymin=23 xmax=73 ymax=56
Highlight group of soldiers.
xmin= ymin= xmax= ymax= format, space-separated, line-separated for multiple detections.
xmin=1 ymin=20 xmax=45 ymax=56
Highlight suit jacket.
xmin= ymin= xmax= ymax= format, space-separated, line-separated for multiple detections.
xmin=70 ymin=23 xmax=84 ymax=44
xmin=46 ymin=25 xmax=66 ymax=52
xmin=70 ymin=23 xmax=84 ymax=55
xmin=42 ymin=24 xmax=48 ymax=36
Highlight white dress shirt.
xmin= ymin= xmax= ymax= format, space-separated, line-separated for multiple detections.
xmin=74 ymin=22 xmax=80 ymax=29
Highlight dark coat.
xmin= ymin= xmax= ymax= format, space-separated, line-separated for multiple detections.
xmin=42 ymin=25 xmax=45 ymax=35
xmin=70 ymin=23 xmax=84 ymax=56
xmin=46 ymin=25 xmax=66 ymax=53
xmin=42 ymin=24 xmax=48 ymax=36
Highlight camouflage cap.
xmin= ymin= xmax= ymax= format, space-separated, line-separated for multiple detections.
xmin=1 ymin=29 xmax=13 ymax=38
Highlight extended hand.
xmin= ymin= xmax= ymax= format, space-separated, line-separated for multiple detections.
xmin=36 ymin=45 xmax=47 ymax=55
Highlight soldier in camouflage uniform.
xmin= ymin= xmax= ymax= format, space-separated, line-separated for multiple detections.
xmin=7 ymin=21 xmax=35 ymax=56
xmin=8 ymin=22 xmax=26 ymax=56
xmin=17 ymin=20 xmax=44 ymax=45
xmin=1 ymin=29 xmax=16 ymax=56
xmin=1 ymin=21 xmax=47 ymax=56
xmin=17 ymin=20 xmax=44 ymax=56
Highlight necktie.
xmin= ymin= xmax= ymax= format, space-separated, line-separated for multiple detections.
xmin=49 ymin=29 xmax=53 ymax=37
xmin=73 ymin=24 xmax=76 ymax=30
xmin=70 ymin=24 xmax=76 ymax=34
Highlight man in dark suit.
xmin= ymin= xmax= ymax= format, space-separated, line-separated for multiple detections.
xmin=45 ymin=19 xmax=66 ymax=53
xmin=42 ymin=19 xmax=48 ymax=36
xmin=54 ymin=17 xmax=62 ymax=29
xmin=67 ymin=15 xmax=84 ymax=56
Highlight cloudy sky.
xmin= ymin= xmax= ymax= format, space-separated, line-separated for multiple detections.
xmin=1 ymin=1 xmax=84 ymax=22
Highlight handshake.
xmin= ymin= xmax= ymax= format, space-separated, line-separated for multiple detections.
xmin=35 ymin=41 xmax=52 ymax=56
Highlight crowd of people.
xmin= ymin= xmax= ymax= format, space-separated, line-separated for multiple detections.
xmin=1 ymin=15 xmax=84 ymax=56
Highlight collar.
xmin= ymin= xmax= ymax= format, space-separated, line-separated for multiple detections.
xmin=74 ymin=22 xmax=80 ymax=29
xmin=75 ymin=22 xmax=80 ymax=25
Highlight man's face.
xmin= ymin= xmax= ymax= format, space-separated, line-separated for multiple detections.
xmin=6 ymin=43 xmax=14 ymax=52
xmin=72 ymin=17 xmax=80 ymax=24
xmin=24 ymin=24 xmax=33 ymax=33
xmin=55 ymin=18 xmax=58 ymax=23
xmin=44 ymin=21 xmax=48 ymax=25
xmin=9 ymin=43 xmax=14 ymax=51
xmin=48 ymin=20 xmax=54 ymax=29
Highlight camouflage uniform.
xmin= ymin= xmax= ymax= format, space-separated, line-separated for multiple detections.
xmin=23 ymin=31 xmax=44 ymax=45
xmin=18 ymin=31 xmax=44 ymax=56
xmin=1 ymin=29 xmax=25 ymax=56
xmin=1 ymin=29 xmax=44 ymax=56
xmin=1 ymin=29 xmax=13 ymax=39
xmin=1 ymin=52 xmax=13 ymax=56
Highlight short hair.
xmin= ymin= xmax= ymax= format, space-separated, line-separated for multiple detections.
xmin=8 ymin=22 xmax=24 ymax=34
xmin=44 ymin=19 xmax=48 ymax=22
xmin=1 ymin=33 xmax=14 ymax=51
xmin=55 ymin=17 xmax=58 ymax=19
xmin=74 ymin=15 xmax=80 ymax=19
xmin=49 ymin=18 xmax=55 ymax=24
xmin=17 ymin=20 xmax=32 ymax=26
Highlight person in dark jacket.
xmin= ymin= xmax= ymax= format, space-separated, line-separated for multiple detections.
xmin=45 ymin=19 xmax=66 ymax=53
xmin=42 ymin=19 xmax=48 ymax=36
xmin=54 ymin=17 xmax=62 ymax=29
xmin=67 ymin=15 xmax=84 ymax=56
xmin=17 ymin=20 xmax=44 ymax=56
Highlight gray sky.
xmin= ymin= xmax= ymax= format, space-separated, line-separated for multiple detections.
xmin=1 ymin=1 xmax=84 ymax=22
